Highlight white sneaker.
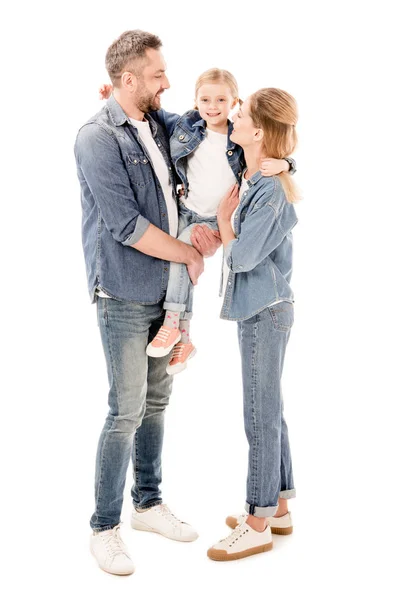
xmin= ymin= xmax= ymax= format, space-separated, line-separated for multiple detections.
xmin=208 ymin=522 xmax=273 ymax=561
xmin=90 ymin=524 xmax=135 ymax=575
xmin=226 ymin=511 xmax=293 ymax=535
xmin=131 ymin=504 xmax=198 ymax=542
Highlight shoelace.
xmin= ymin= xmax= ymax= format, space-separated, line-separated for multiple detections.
xmin=103 ymin=526 xmax=127 ymax=558
xmin=222 ymin=523 xmax=249 ymax=547
xmin=171 ymin=344 xmax=184 ymax=359
xmin=155 ymin=504 xmax=185 ymax=527
xmin=154 ymin=327 xmax=171 ymax=343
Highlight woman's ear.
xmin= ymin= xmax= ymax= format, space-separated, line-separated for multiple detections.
xmin=254 ymin=128 xmax=264 ymax=142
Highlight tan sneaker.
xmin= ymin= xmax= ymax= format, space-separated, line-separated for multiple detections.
xmin=166 ymin=342 xmax=197 ymax=375
xmin=146 ymin=326 xmax=181 ymax=358
xmin=226 ymin=511 xmax=293 ymax=535
xmin=207 ymin=522 xmax=273 ymax=561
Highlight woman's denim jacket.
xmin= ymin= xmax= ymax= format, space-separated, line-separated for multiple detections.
xmin=152 ymin=109 xmax=245 ymax=192
xmin=220 ymin=172 xmax=298 ymax=321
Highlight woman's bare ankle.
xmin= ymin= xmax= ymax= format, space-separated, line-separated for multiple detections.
xmin=246 ymin=514 xmax=269 ymax=532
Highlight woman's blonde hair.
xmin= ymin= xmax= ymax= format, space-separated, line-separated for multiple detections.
xmin=194 ymin=68 xmax=242 ymax=109
xmin=249 ymin=88 xmax=300 ymax=203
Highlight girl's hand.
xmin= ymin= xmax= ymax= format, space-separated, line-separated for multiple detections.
xmin=260 ymin=158 xmax=289 ymax=176
xmin=217 ymin=184 xmax=239 ymax=223
xmin=99 ymin=84 xmax=113 ymax=100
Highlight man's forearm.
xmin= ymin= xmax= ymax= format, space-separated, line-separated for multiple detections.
xmin=131 ymin=223 xmax=197 ymax=264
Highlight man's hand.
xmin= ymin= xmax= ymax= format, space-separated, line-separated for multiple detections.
xmin=191 ymin=225 xmax=222 ymax=258
xmin=186 ymin=248 xmax=204 ymax=285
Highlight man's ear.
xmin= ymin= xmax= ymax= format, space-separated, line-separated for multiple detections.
xmin=121 ymin=71 xmax=138 ymax=93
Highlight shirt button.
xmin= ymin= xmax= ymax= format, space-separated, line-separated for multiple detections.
xmin=157 ymin=143 xmax=161 ymax=147
xmin=228 ymin=281 xmax=232 ymax=285
xmin=179 ymin=135 xmax=184 ymax=140
xmin=227 ymin=150 xmax=233 ymax=156
xmin=164 ymin=267 xmax=168 ymax=272
xmin=133 ymin=159 xmax=138 ymax=164
xmin=168 ymin=167 xmax=172 ymax=170
xmin=238 ymin=172 xmax=242 ymax=177
xmin=162 ymin=213 xmax=166 ymax=217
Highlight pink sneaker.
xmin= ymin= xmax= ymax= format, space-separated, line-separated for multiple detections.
xmin=166 ymin=342 xmax=197 ymax=375
xmin=146 ymin=326 xmax=181 ymax=358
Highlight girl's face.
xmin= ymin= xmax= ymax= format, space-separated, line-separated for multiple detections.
xmin=196 ymin=83 xmax=237 ymax=128
xmin=230 ymin=97 xmax=260 ymax=147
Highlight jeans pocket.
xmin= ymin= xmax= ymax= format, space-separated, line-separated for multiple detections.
xmin=267 ymin=301 xmax=294 ymax=332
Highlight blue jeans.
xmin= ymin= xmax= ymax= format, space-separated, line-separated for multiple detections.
xmin=238 ymin=302 xmax=296 ymax=518
xmin=163 ymin=202 xmax=219 ymax=319
xmin=91 ymin=298 xmax=173 ymax=532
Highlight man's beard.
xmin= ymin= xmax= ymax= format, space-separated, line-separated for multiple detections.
xmin=135 ymin=85 xmax=162 ymax=113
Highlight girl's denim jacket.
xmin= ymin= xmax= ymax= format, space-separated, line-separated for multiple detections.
xmin=152 ymin=109 xmax=245 ymax=192
xmin=220 ymin=172 xmax=298 ymax=321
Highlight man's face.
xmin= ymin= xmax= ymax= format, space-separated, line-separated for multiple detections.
xmin=133 ymin=48 xmax=170 ymax=113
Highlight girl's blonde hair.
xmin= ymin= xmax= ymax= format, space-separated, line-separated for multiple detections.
xmin=194 ymin=68 xmax=242 ymax=108
xmin=249 ymin=88 xmax=301 ymax=203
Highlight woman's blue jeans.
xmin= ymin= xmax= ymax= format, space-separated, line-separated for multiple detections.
xmin=238 ymin=302 xmax=296 ymax=517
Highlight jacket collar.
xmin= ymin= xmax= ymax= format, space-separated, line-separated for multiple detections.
xmin=106 ymin=95 xmax=158 ymax=136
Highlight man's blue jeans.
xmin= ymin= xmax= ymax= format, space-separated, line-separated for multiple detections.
xmin=90 ymin=298 xmax=173 ymax=532
xmin=238 ymin=302 xmax=296 ymax=518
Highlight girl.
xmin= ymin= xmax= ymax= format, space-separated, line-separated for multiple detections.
xmin=100 ymin=71 xmax=295 ymax=374
xmin=207 ymin=88 xmax=300 ymax=561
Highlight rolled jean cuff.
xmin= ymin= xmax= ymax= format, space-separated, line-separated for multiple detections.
xmin=92 ymin=522 xmax=120 ymax=533
xmin=133 ymin=499 xmax=162 ymax=511
xmin=279 ymin=488 xmax=296 ymax=500
xmin=245 ymin=502 xmax=278 ymax=518
xmin=163 ymin=301 xmax=186 ymax=314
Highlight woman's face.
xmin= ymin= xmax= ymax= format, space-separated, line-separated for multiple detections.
xmin=196 ymin=83 xmax=236 ymax=128
xmin=230 ymin=97 xmax=259 ymax=147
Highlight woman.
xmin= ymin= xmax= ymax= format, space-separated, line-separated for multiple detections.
xmin=207 ymin=88 xmax=300 ymax=561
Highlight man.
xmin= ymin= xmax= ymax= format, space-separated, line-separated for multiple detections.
xmin=74 ymin=30 xmax=219 ymax=576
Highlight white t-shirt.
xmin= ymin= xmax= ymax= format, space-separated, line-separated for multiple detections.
xmin=130 ymin=118 xmax=178 ymax=238
xmin=222 ymin=178 xmax=249 ymax=298
xmin=96 ymin=118 xmax=178 ymax=299
xmin=183 ymin=128 xmax=237 ymax=218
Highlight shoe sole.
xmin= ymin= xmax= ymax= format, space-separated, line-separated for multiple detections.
xmin=90 ymin=547 xmax=135 ymax=576
xmin=146 ymin=332 xmax=182 ymax=358
xmin=225 ymin=516 xmax=293 ymax=535
xmin=131 ymin=518 xmax=198 ymax=542
xmin=166 ymin=348 xmax=197 ymax=375
xmin=207 ymin=541 xmax=273 ymax=561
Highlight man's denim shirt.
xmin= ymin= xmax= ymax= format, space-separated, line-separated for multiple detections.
xmin=74 ymin=96 xmax=179 ymax=303
xmin=220 ymin=173 xmax=298 ymax=321
xmin=152 ymin=109 xmax=245 ymax=191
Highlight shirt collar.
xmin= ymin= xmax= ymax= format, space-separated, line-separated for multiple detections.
xmin=106 ymin=95 xmax=158 ymax=136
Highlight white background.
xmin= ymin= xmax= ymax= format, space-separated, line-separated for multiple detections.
xmin=2 ymin=0 xmax=400 ymax=598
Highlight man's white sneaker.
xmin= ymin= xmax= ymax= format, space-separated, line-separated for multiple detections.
xmin=208 ymin=522 xmax=273 ymax=561
xmin=90 ymin=524 xmax=135 ymax=575
xmin=226 ymin=511 xmax=293 ymax=535
xmin=131 ymin=504 xmax=198 ymax=542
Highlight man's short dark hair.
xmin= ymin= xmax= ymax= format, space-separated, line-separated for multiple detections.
xmin=105 ymin=30 xmax=162 ymax=86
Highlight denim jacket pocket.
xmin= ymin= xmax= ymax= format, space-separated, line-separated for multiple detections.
xmin=267 ymin=301 xmax=294 ymax=332
xmin=126 ymin=152 xmax=153 ymax=187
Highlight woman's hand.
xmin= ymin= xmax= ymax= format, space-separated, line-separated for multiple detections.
xmin=190 ymin=225 xmax=221 ymax=258
xmin=260 ymin=158 xmax=289 ymax=176
xmin=217 ymin=184 xmax=239 ymax=223
xmin=99 ymin=84 xmax=113 ymax=100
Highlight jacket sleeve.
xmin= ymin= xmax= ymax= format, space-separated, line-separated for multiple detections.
xmin=225 ymin=196 xmax=297 ymax=273
xmin=74 ymin=124 xmax=150 ymax=246
xmin=151 ymin=109 xmax=181 ymax=139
